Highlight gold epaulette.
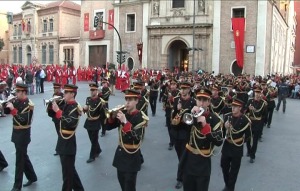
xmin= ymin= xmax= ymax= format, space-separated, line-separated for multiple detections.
xmin=141 ymin=111 xmax=149 ymax=121
xmin=28 ymin=99 xmax=34 ymax=110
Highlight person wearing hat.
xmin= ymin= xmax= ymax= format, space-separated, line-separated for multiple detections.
xmin=162 ymin=78 xmax=179 ymax=150
xmin=261 ymin=80 xmax=277 ymax=128
xmin=5 ymin=83 xmax=37 ymax=191
xmin=222 ymin=83 xmax=237 ymax=116
xmin=52 ymin=84 xmax=84 ymax=191
xmin=246 ymin=87 xmax=267 ymax=163
xmin=221 ymin=98 xmax=252 ymax=191
xmin=210 ymin=84 xmax=225 ymax=114
xmin=99 ymin=78 xmax=111 ymax=137
xmin=0 ymin=150 xmax=8 ymax=172
xmin=179 ymin=88 xmax=223 ymax=191
xmin=106 ymin=88 xmax=149 ymax=191
xmin=170 ymin=81 xmax=196 ymax=189
xmin=82 ymin=83 xmax=105 ymax=163
xmin=148 ymin=72 xmax=160 ymax=116
xmin=46 ymin=83 xmax=64 ymax=156
xmin=132 ymin=81 xmax=149 ymax=116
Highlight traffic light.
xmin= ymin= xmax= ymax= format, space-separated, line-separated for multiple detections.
xmin=117 ymin=54 xmax=120 ymax=64
xmin=7 ymin=12 xmax=13 ymax=24
xmin=122 ymin=55 xmax=126 ymax=63
xmin=94 ymin=15 xmax=99 ymax=28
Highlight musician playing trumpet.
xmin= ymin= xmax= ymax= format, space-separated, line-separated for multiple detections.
xmin=180 ymin=88 xmax=223 ymax=191
xmin=106 ymin=89 xmax=149 ymax=191
xmin=221 ymin=98 xmax=252 ymax=191
xmin=83 ymin=83 xmax=105 ymax=163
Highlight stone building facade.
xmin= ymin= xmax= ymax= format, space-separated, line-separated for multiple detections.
xmin=9 ymin=1 xmax=81 ymax=67
xmin=0 ymin=11 xmax=10 ymax=64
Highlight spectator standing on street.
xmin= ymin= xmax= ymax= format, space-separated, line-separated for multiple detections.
xmin=276 ymin=78 xmax=289 ymax=113
xmin=39 ymin=67 xmax=46 ymax=93
xmin=290 ymin=83 xmax=300 ymax=99
xmin=25 ymin=69 xmax=34 ymax=95
xmin=34 ymin=68 xmax=41 ymax=94
xmin=109 ymin=69 xmax=116 ymax=96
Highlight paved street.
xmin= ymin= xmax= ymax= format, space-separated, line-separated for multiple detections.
xmin=0 ymin=81 xmax=300 ymax=191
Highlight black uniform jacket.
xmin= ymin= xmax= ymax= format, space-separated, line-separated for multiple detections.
xmin=181 ymin=111 xmax=223 ymax=176
xmin=83 ymin=96 xmax=104 ymax=131
xmin=47 ymin=92 xmax=64 ymax=123
xmin=107 ymin=110 xmax=149 ymax=172
xmin=148 ymin=79 xmax=160 ymax=97
xmin=162 ymin=89 xmax=180 ymax=118
xmin=222 ymin=113 xmax=252 ymax=157
xmin=10 ymin=98 xmax=34 ymax=145
xmin=55 ymin=101 xmax=82 ymax=155
xmin=246 ymin=98 xmax=267 ymax=130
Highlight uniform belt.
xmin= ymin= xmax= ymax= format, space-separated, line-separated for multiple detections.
xmin=186 ymin=144 xmax=210 ymax=155
xmin=87 ymin=116 xmax=100 ymax=121
xmin=119 ymin=143 xmax=140 ymax=150
xmin=13 ymin=125 xmax=30 ymax=129
xmin=61 ymin=129 xmax=75 ymax=135
xmin=150 ymin=89 xmax=159 ymax=91
xmin=226 ymin=137 xmax=244 ymax=144
xmin=250 ymin=116 xmax=262 ymax=120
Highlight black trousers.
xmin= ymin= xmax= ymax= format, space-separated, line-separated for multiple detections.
xmin=13 ymin=144 xmax=37 ymax=189
xmin=54 ymin=122 xmax=60 ymax=152
xmin=87 ymin=130 xmax=101 ymax=159
xmin=117 ymin=170 xmax=138 ymax=191
xmin=174 ymin=139 xmax=186 ymax=181
xmin=0 ymin=150 xmax=8 ymax=169
xmin=40 ymin=78 xmax=45 ymax=93
xmin=221 ymin=154 xmax=242 ymax=190
xmin=183 ymin=173 xmax=210 ymax=191
xmin=60 ymin=155 xmax=84 ymax=191
xmin=149 ymin=96 xmax=157 ymax=115
xmin=265 ymin=107 xmax=274 ymax=126
xmin=100 ymin=119 xmax=106 ymax=135
xmin=276 ymin=95 xmax=286 ymax=112
xmin=166 ymin=116 xmax=174 ymax=146
xmin=246 ymin=130 xmax=260 ymax=159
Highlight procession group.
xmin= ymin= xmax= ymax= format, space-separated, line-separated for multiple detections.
xmin=0 ymin=65 xmax=295 ymax=191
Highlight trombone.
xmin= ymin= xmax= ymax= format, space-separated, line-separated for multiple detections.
xmin=43 ymin=96 xmax=63 ymax=106
xmin=182 ymin=107 xmax=205 ymax=125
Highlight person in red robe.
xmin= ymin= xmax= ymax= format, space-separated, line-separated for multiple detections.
xmin=61 ymin=68 xmax=68 ymax=86
xmin=115 ymin=69 xmax=121 ymax=90
xmin=77 ymin=66 xmax=82 ymax=81
xmin=46 ymin=66 xmax=51 ymax=81
xmin=71 ymin=67 xmax=76 ymax=85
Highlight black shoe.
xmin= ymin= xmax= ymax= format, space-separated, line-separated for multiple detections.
xmin=222 ymin=187 xmax=234 ymax=191
xmin=11 ymin=188 xmax=21 ymax=191
xmin=152 ymin=113 xmax=155 ymax=116
xmin=267 ymin=125 xmax=270 ymax=128
xmin=0 ymin=166 xmax=6 ymax=172
xmin=86 ymin=158 xmax=95 ymax=163
xmin=246 ymin=153 xmax=250 ymax=157
xmin=95 ymin=149 xmax=102 ymax=158
xmin=259 ymin=138 xmax=263 ymax=142
xmin=168 ymin=145 xmax=173 ymax=150
xmin=53 ymin=152 xmax=58 ymax=156
xmin=101 ymin=133 xmax=105 ymax=137
xmin=23 ymin=180 xmax=37 ymax=187
xmin=175 ymin=181 xmax=183 ymax=189
xmin=250 ymin=158 xmax=255 ymax=163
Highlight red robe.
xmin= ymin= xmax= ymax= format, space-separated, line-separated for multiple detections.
xmin=71 ymin=68 xmax=76 ymax=85
xmin=61 ymin=69 xmax=68 ymax=86
xmin=55 ymin=68 xmax=62 ymax=84
xmin=77 ymin=67 xmax=82 ymax=81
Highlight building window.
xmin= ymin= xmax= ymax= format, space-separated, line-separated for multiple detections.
xmin=126 ymin=13 xmax=136 ymax=32
xmin=18 ymin=47 xmax=22 ymax=64
xmin=43 ymin=20 xmax=47 ymax=32
xmin=18 ymin=24 xmax=22 ymax=36
xmin=42 ymin=45 xmax=47 ymax=64
xmin=49 ymin=45 xmax=54 ymax=64
xmin=27 ymin=21 xmax=31 ymax=33
xmin=232 ymin=8 xmax=245 ymax=18
xmin=13 ymin=25 xmax=17 ymax=36
xmin=49 ymin=19 xmax=53 ymax=32
xmin=63 ymin=47 xmax=74 ymax=67
xmin=13 ymin=47 xmax=17 ymax=63
xmin=172 ymin=0 xmax=185 ymax=8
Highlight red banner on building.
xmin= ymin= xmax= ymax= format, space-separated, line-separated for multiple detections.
xmin=84 ymin=13 xmax=89 ymax=32
xmin=232 ymin=18 xmax=245 ymax=69
xmin=108 ymin=9 xmax=114 ymax=30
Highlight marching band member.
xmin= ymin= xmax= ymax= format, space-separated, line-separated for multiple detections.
xmin=148 ymin=72 xmax=160 ymax=116
xmin=180 ymin=88 xmax=223 ymax=191
xmin=221 ymin=98 xmax=252 ymax=191
xmin=261 ymin=80 xmax=277 ymax=128
xmin=51 ymin=84 xmax=84 ymax=191
xmin=0 ymin=150 xmax=8 ymax=172
xmin=5 ymin=83 xmax=37 ymax=191
xmin=46 ymin=83 xmax=64 ymax=156
xmin=170 ymin=81 xmax=196 ymax=189
xmin=246 ymin=87 xmax=267 ymax=163
xmin=210 ymin=84 xmax=225 ymax=114
xmin=132 ymin=81 xmax=149 ymax=115
xmin=106 ymin=89 xmax=149 ymax=191
xmin=83 ymin=83 xmax=105 ymax=163
xmin=162 ymin=78 xmax=179 ymax=150
xmin=99 ymin=78 xmax=111 ymax=137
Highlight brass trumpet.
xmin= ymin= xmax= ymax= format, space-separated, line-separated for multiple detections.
xmin=105 ymin=105 xmax=126 ymax=119
xmin=0 ymin=95 xmax=17 ymax=107
xmin=182 ymin=107 xmax=205 ymax=125
xmin=43 ymin=96 xmax=63 ymax=106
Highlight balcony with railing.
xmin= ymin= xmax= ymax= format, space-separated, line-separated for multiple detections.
xmin=89 ymin=29 xmax=105 ymax=40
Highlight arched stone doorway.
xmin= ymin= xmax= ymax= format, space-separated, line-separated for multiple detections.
xmin=230 ymin=59 xmax=243 ymax=76
xmin=26 ymin=45 xmax=32 ymax=65
xmin=127 ymin=57 xmax=134 ymax=71
xmin=167 ymin=40 xmax=189 ymax=72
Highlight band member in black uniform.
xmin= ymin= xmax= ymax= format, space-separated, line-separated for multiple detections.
xmin=180 ymin=88 xmax=223 ymax=191
xmin=162 ymin=78 xmax=179 ymax=150
xmin=99 ymin=78 xmax=111 ymax=137
xmin=170 ymin=81 xmax=196 ymax=189
xmin=261 ymin=81 xmax=277 ymax=128
xmin=246 ymin=87 xmax=267 ymax=163
xmin=51 ymin=84 xmax=84 ymax=191
xmin=210 ymin=84 xmax=225 ymax=114
xmin=132 ymin=81 xmax=149 ymax=115
xmin=222 ymin=84 xmax=237 ymax=116
xmin=46 ymin=83 xmax=64 ymax=156
xmin=0 ymin=150 xmax=8 ymax=172
xmin=148 ymin=72 xmax=160 ymax=116
xmin=221 ymin=98 xmax=252 ymax=191
xmin=83 ymin=83 xmax=105 ymax=163
xmin=140 ymin=83 xmax=149 ymax=116
xmin=5 ymin=83 xmax=37 ymax=191
xmin=106 ymin=89 xmax=149 ymax=191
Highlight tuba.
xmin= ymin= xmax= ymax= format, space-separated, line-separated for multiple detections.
xmin=105 ymin=105 xmax=126 ymax=119
xmin=43 ymin=96 xmax=63 ymax=106
xmin=182 ymin=107 xmax=205 ymax=125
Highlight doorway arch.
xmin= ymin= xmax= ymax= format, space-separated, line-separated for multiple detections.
xmin=167 ymin=40 xmax=189 ymax=72
xmin=230 ymin=59 xmax=243 ymax=76
xmin=26 ymin=45 xmax=32 ymax=65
